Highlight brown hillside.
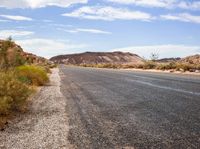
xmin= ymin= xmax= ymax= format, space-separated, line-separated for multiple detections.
xmin=156 ymin=58 xmax=181 ymax=63
xmin=179 ymin=54 xmax=200 ymax=64
xmin=50 ymin=51 xmax=144 ymax=65
xmin=0 ymin=39 xmax=47 ymax=67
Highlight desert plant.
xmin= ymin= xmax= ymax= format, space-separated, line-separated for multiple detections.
xmin=142 ymin=61 xmax=157 ymax=69
xmin=156 ymin=62 xmax=177 ymax=70
xmin=0 ymin=38 xmax=24 ymax=69
xmin=16 ymin=65 xmax=49 ymax=86
xmin=0 ymin=71 xmax=31 ymax=115
xmin=150 ymin=52 xmax=159 ymax=62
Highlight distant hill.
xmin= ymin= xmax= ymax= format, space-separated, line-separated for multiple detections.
xmin=179 ymin=54 xmax=200 ymax=64
xmin=50 ymin=51 xmax=144 ymax=65
xmin=156 ymin=58 xmax=181 ymax=63
xmin=0 ymin=39 xmax=47 ymax=67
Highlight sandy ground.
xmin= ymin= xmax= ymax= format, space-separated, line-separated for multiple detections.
xmin=0 ymin=68 xmax=72 ymax=149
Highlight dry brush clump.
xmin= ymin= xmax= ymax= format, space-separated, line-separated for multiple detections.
xmin=16 ymin=65 xmax=49 ymax=86
xmin=0 ymin=38 xmax=51 ymax=129
xmin=0 ymin=38 xmax=26 ymax=70
xmin=0 ymin=72 xmax=32 ymax=116
xmin=138 ymin=61 xmax=200 ymax=72
xmin=80 ymin=63 xmax=122 ymax=69
xmin=0 ymin=65 xmax=49 ymax=128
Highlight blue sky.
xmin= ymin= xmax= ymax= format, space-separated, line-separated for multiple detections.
xmin=0 ymin=0 xmax=200 ymax=59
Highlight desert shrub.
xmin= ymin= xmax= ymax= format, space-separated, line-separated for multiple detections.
xmin=96 ymin=63 xmax=120 ymax=69
xmin=16 ymin=65 xmax=49 ymax=86
xmin=142 ymin=61 xmax=157 ymax=69
xmin=79 ymin=63 xmax=119 ymax=69
xmin=135 ymin=64 xmax=145 ymax=69
xmin=0 ymin=71 xmax=31 ymax=115
xmin=49 ymin=63 xmax=57 ymax=69
xmin=121 ymin=64 xmax=136 ymax=69
xmin=195 ymin=64 xmax=200 ymax=70
xmin=156 ymin=62 xmax=177 ymax=70
xmin=175 ymin=63 xmax=192 ymax=72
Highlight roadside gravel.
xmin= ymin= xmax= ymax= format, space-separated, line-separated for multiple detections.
xmin=0 ymin=68 xmax=72 ymax=149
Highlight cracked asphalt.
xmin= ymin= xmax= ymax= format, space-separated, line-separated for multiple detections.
xmin=60 ymin=65 xmax=200 ymax=149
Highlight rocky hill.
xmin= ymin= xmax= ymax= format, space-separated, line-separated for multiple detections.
xmin=179 ymin=54 xmax=200 ymax=64
xmin=0 ymin=39 xmax=47 ymax=67
xmin=50 ymin=51 xmax=144 ymax=65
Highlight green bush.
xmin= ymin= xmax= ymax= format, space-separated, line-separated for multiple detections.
xmin=0 ymin=72 xmax=31 ymax=115
xmin=16 ymin=65 xmax=49 ymax=86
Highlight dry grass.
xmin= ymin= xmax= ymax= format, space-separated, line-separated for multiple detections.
xmin=78 ymin=61 xmax=200 ymax=72
xmin=16 ymin=65 xmax=49 ymax=86
xmin=0 ymin=71 xmax=32 ymax=128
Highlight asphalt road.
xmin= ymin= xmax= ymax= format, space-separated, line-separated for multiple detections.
xmin=60 ymin=65 xmax=200 ymax=149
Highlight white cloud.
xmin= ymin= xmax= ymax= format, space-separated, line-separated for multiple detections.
xmin=16 ymin=38 xmax=88 ymax=58
xmin=0 ymin=30 xmax=34 ymax=39
xmin=62 ymin=6 xmax=154 ymax=21
xmin=62 ymin=28 xmax=111 ymax=34
xmin=0 ymin=0 xmax=88 ymax=8
xmin=107 ymin=0 xmax=175 ymax=8
xmin=107 ymin=0 xmax=200 ymax=10
xmin=178 ymin=1 xmax=200 ymax=10
xmin=161 ymin=13 xmax=200 ymax=24
xmin=111 ymin=44 xmax=200 ymax=58
xmin=0 ymin=15 xmax=32 ymax=21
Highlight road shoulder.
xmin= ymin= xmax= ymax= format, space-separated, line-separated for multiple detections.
xmin=0 ymin=68 xmax=72 ymax=149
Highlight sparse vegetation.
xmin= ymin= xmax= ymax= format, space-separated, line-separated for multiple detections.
xmin=78 ymin=60 xmax=200 ymax=73
xmin=150 ymin=52 xmax=159 ymax=62
xmin=0 ymin=38 xmax=51 ymax=129
xmin=0 ymin=71 xmax=32 ymax=127
xmin=67 ymin=53 xmax=199 ymax=73
xmin=16 ymin=65 xmax=49 ymax=86
xmin=80 ymin=63 xmax=122 ymax=69
xmin=0 ymin=38 xmax=13 ymax=70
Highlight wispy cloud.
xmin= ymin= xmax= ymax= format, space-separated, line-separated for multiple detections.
xmin=0 ymin=30 xmax=34 ymax=39
xmin=111 ymin=44 xmax=200 ymax=58
xmin=0 ymin=15 xmax=33 ymax=21
xmin=50 ymin=23 xmax=73 ymax=28
xmin=107 ymin=0 xmax=173 ymax=8
xmin=0 ymin=19 xmax=9 ymax=22
xmin=177 ymin=1 xmax=200 ymax=10
xmin=107 ymin=0 xmax=200 ymax=10
xmin=43 ymin=19 xmax=53 ymax=23
xmin=0 ymin=0 xmax=88 ymax=8
xmin=62 ymin=6 xmax=154 ymax=21
xmin=161 ymin=13 xmax=200 ymax=24
xmin=61 ymin=28 xmax=112 ymax=34
xmin=16 ymin=38 xmax=89 ymax=58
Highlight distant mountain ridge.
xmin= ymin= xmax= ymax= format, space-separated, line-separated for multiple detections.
xmin=50 ymin=51 xmax=144 ymax=65
xmin=156 ymin=58 xmax=181 ymax=63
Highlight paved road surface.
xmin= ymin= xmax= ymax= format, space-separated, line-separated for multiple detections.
xmin=60 ymin=65 xmax=200 ymax=149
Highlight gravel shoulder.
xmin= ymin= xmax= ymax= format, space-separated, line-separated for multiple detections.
xmin=0 ymin=68 xmax=72 ymax=149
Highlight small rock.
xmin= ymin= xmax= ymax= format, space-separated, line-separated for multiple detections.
xmin=195 ymin=70 xmax=200 ymax=73
xmin=179 ymin=68 xmax=185 ymax=72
